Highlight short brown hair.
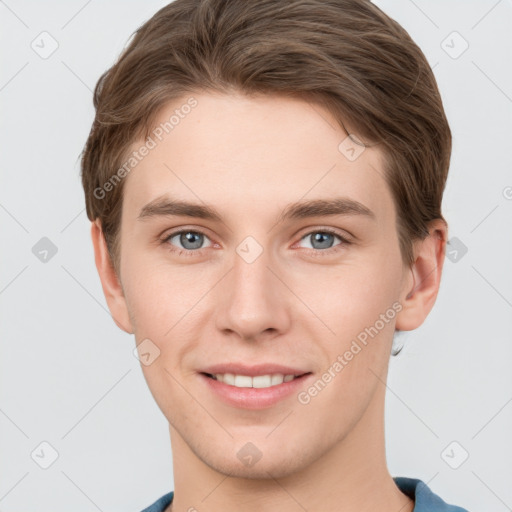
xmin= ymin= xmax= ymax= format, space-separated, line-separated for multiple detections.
xmin=81 ymin=0 xmax=451 ymax=272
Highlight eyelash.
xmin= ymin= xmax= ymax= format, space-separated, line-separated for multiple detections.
xmin=160 ymin=228 xmax=352 ymax=257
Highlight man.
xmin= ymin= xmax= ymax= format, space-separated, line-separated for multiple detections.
xmin=81 ymin=1 xmax=469 ymax=510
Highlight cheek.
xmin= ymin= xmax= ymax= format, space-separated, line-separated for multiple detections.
xmin=121 ymin=253 xmax=179 ymax=337
xmin=121 ymin=252 xmax=218 ymax=348
xmin=301 ymin=258 xmax=401 ymax=337
xmin=304 ymin=251 xmax=402 ymax=384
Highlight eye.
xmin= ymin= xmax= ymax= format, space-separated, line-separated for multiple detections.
xmin=163 ymin=229 xmax=213 ymax=255
xmin=160 ymin=227 xmax=351 ymax=257
xmin=297 ymin=229 xmax=351 ymax=253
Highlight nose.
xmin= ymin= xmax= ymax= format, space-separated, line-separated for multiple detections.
xmin=215 ymin=243 xmax=291 ymax=342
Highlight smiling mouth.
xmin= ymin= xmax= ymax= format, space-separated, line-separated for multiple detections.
xmin=202 ymin=372 xmax=310 ymax=389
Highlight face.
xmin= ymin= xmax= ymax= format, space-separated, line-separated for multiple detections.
xmin=114 ymin=92 xmax=412 ymax=478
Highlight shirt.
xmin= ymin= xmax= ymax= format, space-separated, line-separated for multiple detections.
xmin=140 ymin=476 xmax=470 ymax=511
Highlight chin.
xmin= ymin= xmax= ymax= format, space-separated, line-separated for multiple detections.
xmin=196 ymin=439 xmax=318 ymax=480
xmin=208 ymin=456 xmax=305 ymax=480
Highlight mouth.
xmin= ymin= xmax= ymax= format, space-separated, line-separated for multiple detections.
xmin=202 ymin=372 xmax=309 ymax=389
xmin=198 ymin=368 xmax=313 ymax=409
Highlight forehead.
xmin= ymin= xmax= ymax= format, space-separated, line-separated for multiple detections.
xmin=121 ymin=92 xmax=394 ymax=227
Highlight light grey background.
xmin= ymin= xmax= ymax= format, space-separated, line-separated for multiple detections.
xmin=1 ymin=1 xmax=511 ymax=511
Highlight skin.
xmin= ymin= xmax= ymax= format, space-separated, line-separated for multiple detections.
xmin=91 ymin=92 xmax=447 ymax=512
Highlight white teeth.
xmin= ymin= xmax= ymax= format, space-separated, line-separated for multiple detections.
xmin=223 ymin=373 xmax=235 ymax=386
xmin=271 ymin=374 xmax=284 ymax=386
xmin=234 ymin=375 xmax=253 ymax=387
xmin=211 ymin=373 xmax=299 ymax=388
xmin=252 ymin=375 xmax=272 ymax=388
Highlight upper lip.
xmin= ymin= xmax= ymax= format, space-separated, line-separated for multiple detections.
xmin=200 ymin=363 xmax=310 ymax=377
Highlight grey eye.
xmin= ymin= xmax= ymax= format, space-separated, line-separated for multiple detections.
xmin=167 ymin=231 xmax=212 ymax=251
xmin=300 ymin=232 xmax=341 ymax=250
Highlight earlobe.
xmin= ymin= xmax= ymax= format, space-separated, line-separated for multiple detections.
xmin=395 ymin=220 xmax=447 ymax=332
xmin=90 ymin=220 xmax=133 ymax=334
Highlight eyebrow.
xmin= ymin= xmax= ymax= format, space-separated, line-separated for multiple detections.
xmin=137 ymin=195 xmax=376 ymax=223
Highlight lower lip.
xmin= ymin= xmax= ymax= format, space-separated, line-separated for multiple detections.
xmin=200 ymin=373 xmax=312 ymax=409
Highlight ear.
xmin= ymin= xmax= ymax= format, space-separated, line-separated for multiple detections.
xmin=395 ymin=219 xmax=448 ymax=331
xmin=90 ymin=219 xmax=133 ymax=334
